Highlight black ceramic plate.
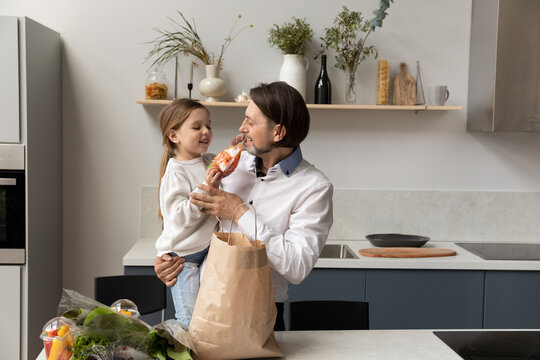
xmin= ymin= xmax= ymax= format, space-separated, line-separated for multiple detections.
xmin=366 ymin=233 xmax=430 ymax=247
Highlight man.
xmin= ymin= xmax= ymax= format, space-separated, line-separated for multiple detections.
xmin=154 ymin=81 xmax=333 ymax=330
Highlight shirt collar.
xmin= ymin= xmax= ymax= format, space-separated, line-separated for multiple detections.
xmin=278 ymin=146 xmax=303 ymax=177
xmin=249 ymin=146 xmax=303 ymax=178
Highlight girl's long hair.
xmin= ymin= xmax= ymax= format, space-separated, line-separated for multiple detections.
xmin=157 ymin=98 xmax=208 ymax=220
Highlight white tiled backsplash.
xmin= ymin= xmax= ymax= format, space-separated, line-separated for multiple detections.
xmin=141 ymin=187 xmax=540 ymax=243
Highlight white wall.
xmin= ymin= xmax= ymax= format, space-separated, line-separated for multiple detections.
xmin=1 ymin=0 xmax=539 ymax=298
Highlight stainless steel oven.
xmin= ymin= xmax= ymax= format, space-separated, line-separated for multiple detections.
xmin=0 ymin=144 xmax=25 ymax=263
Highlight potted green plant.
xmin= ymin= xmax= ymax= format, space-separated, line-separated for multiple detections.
xmin=267 ymin=17 xmax=314 ymax=99
xmin=145 ymin=11 xmax=252 ymax=101
xmin=320 ymin=1 xmax=393 ymax=104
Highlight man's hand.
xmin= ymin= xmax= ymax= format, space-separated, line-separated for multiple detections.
xmin=154 ymin=253 xmax=184 ymax=287
xmin=231 ymin=133 xmax=246 ymax=146
xmin=190 ymin=184 xmax=248 ymax=221
xmin=205 ymin=167 xmax=222 ymax=189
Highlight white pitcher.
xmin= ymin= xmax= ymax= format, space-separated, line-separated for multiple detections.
xmin=279 ymin=54 xmax=309 ymax=100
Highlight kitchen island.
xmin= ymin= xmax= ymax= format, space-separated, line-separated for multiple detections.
xmin=272 ymin=330 xmax=463 ymax=359
xmin=36 ymin=329 xmax=463 ymax=359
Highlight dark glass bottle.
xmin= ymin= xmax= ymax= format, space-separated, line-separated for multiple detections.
xmin=314 ymin=54 xmax=331 ymax=104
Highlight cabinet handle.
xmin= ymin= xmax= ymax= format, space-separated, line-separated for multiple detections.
xmin=0 ymin=178 xmax=16 ymax=186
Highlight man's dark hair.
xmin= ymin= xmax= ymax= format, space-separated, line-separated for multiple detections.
xmin=249 ymin=81 xmax=310 ymax=148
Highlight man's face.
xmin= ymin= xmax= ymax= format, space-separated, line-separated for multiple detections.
xmin=239 ymin=101 xmax=278 ymax=157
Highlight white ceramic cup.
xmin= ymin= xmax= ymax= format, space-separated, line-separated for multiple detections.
xmin=428 ymin=85 xmax=450 ymax=106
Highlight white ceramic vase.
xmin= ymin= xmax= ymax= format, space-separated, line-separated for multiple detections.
xmin=279 ymin=54 xmax=309 ymax=100
xmin=199 ymin=64 xmax=226 ymax=102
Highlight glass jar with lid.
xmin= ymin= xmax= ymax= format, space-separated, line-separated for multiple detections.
xmin=145 ymin=69 xmax=169 ymax=100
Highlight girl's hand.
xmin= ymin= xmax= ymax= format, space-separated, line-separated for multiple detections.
xmin=154 ymin=254 xmax=184 ymax=287
xmin=231 ymin=133 xmax=246 ymax=146
xmin=205 ymin=167 xmax=222 ymax=189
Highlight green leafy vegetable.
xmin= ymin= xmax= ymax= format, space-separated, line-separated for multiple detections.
xmin=167 ymin=346 xmax=193 ymax=360
xmin=148 ymin=331 xmax=169 ymax=360
xmin=73 ymin=307 xmax=151 ymax=359
xmin=148 ymin=330 xmax=194 ymax=360
xmin=72 ymin=335 xmax=111 ymax=360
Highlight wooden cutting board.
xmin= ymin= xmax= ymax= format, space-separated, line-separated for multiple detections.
xmin=392 ymin=62 xmax=416 ymax=105
xmin=359 ymin=247 xmax=457 ymax=258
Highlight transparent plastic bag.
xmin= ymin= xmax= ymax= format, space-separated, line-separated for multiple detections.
xmin=46 ymin=288 xmax=196 ymax=360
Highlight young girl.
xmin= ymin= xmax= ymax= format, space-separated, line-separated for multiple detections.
xmin=155 ymin=98 xmax=222 ymax=329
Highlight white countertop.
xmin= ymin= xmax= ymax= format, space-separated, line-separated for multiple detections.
xmin=123 ymin=238 xmax=540 ymax=271
xmin=36 ymin=330 xmax=462 ymax=360
xmin=272 ymin=330 xmax=462 ymax=360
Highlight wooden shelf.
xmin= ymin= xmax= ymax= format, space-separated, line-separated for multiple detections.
xmin=136 ymin=99 xmax=462 ymax=111
xmin=425 ymin=105 xmax=462 ymax=111
xmin=308 ymin=104 xmax=425 ymax=110
xmin=136 ymin=100 xmax=247 ymax=107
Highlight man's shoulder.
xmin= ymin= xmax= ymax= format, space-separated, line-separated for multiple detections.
xmin=294 ymin=159 xmax=332 ymax=186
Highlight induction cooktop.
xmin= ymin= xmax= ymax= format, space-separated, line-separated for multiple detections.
xmin=434 ymin=331 xmax=540 ymax=360
xmin=456 ymin=243 xmax=540 ymax=260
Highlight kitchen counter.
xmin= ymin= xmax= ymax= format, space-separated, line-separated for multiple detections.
xmin=35 ymin=329 xmax=463 ymax=359
xmin=271 ymin=330 xmax=463 ymax=360
xmin=123 ymin=238 xmax=540 ymax=271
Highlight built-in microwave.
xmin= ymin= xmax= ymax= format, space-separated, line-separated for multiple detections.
xmin=0 ymin=144 xmax=25 ymax=263
xmin=0 ymin=170 xmax=25 ymax=249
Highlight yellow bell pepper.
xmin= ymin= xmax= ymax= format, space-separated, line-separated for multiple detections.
xmin=47 ymin=337 xmax=66 ymax=360
xmin=48 ymin=326 xmax=73 ymax=360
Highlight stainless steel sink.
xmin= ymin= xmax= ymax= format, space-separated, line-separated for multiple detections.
xmin=456 ymin=242 xmax=540 ymax=260
xmin=319 ymin=244 xmax=358 ymax=259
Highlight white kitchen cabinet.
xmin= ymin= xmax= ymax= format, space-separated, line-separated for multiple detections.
xmin=0 ymin=266 xmax=21 ymax=359
xmin=0 ymin=16 xmax=20 ymax=143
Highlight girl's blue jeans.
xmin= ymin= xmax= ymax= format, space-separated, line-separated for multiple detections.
xmin=169 ymin=247 xmax=209 ymax=329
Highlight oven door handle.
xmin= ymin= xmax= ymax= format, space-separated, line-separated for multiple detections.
xmin=0 ymin=178 xmax=17 ymax=186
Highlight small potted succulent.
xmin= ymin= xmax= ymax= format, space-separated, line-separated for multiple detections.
xmin=267 ymin=17 xmax=314 ymax=99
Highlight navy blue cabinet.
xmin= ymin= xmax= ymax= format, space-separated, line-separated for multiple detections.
xmin=287 ymin=268 xmax=366 ymax=302
xmin=125 ymin=264 xmax=540 ymax=330
xmin=484 ymin=271 xmax=540 ymax=329
xmin=286 ymin=268 xmax=484 ymax=330
xmin=366 ymin=269 xmax=484 ymax=329
xmin=285 ymin=268 xmax=366 ymax=329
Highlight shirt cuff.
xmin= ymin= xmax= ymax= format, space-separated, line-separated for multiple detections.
xmin=237 ymin=208 xmax=257 ymax=241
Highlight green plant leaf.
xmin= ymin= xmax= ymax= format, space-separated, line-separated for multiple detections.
xmin=267 ymin=17 xmax=313 ymax=55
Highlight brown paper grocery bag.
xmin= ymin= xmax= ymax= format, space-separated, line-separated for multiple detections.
xmin=189 ymin=207 xmax=283 ymax=359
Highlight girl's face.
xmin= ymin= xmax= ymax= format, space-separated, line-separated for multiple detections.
xmin=169 ymin=108 xmax=213 ymax=160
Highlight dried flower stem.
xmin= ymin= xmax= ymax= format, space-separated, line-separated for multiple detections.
xmin=145 ymin=11 xmax=252 ymax=70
